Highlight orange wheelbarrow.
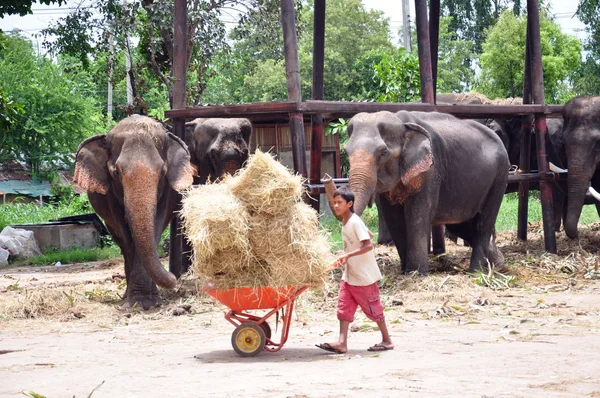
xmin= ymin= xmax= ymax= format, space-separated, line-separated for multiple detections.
xmin=204 ymin=285 xmax=309 ymax=357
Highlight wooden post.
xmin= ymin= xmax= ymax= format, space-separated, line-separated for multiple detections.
xmin=527 ymin=0 xmax=556 ymax=253
xmin=429 ymin=0 xmax=440 ymax=102
xmin=415 ymin=0 xmax=445 ymax=254
xmin=309 ymin=0 xmax=326 ymax=211
xmin=518 ymin=26 xmax=533 ymax=241
xmin=169 ymin=0 xmax=187 ymax=277
xmin=280 ymin=0 xmax=307 ymax=177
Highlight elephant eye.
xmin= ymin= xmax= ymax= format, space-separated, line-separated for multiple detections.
xmin=110 ymin=164 xmax=120 ymax=177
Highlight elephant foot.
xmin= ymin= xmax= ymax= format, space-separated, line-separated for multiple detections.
xmin=124 ymin=292 xmax=162 ymax=310
xmin=403 ymin=265 xmax=429 ymax=275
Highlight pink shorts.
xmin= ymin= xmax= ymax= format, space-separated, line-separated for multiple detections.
xmin=337 ymin=280 xmax=384 ymax=323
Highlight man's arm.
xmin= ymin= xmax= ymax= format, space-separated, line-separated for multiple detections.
xmin=337 ymin=239 xmax=373 ymax=265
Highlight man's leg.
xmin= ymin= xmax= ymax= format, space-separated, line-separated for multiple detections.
xmin=316 ymin=281 xmax=356 ymax=354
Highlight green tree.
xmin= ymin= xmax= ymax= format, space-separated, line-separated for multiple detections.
xmin=0 ymin=33 xmax=104 ymax=175
xmin=298 ymin=0 xmax=394 ymax=100
xmin=574 ymin=0 xmax=600 ymax=95
xmin=436 ymin=16 xmax=476 ymax=92
xmin=0 ymin=0 xmax=65 ymax=18
xmin=373 ymin=49 xmax=420 ymax=102
xmin=477 ymin=10 xmax=581 ymax=103
xmin=43 ymin=0 xmax=283 ymax=109
xmin=202 ymin=0 xmax=395 ymax=103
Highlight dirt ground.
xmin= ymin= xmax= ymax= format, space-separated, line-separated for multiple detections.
xmin=2 ymin=227 xmax=600 ymax=398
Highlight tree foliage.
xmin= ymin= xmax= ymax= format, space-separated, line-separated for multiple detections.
xmin=372 ymin=49 xmax=420 ymax=102
xmin=0 ymin=0 xmax=65 ymax=18
xmin=436 ymin=16 xmax=476 ymax=92
xmin=441 ymin=0 xmax=521 ymax=57
xmin=477 ymin=10 xmax=581 ymax=102
xmin=0 ymin=33 xmax=104 ymax=175
xmin=575 ymin=0 xmax=600 ymax=95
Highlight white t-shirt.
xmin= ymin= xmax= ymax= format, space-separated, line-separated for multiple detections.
xmin=341 ymin=213 xmax=382 ymax=286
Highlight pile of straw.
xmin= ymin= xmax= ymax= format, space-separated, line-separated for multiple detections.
xmin=229 ymin=151 xmax=304 ymax=215
xmin=181 ymin=150 xmax=332 ymax=289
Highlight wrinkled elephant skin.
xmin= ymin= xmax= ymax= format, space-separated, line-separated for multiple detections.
xmin=345 ymin=111 xmax=509 ymax=274
xmin=184 ymin=118 xmax=252 ymax=184
xmin=563 ymin=96 xmax=600 ymax=239
xmin=74 ymin=115 xmax=194 ymax=309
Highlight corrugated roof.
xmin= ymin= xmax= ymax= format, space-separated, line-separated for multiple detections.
xmin=0 ymin=180 xmax=53 ymax=197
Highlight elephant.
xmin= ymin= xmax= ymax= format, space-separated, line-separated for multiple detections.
xmin=436 ymin=93 xmax=569 ymax=232
xmin=74 ymin=115 xmax=195 ymax=309
xmin=561 ymin=96 xmax=600 ymax=239
xmin=184 ymin=118 xmax=252 ymax=184
xmin=171 ymin=117 xmax=252 ymax=277
xmin=345 ymin=111 xmax=509 ymax=273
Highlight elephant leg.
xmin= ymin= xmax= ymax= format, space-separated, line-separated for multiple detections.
xmin=125 ymin=252 xmax=161 ymax=310
xmin=445 ymin=222 xmax=473 ymax=246
xmin=403 ymin=198 xmax=432 ymax=274
xmin=375 ymin=197 xmax=394 ymax=245
xmin=468 ymin=181 xmax=506 ymax=272
xmin=378 ymin=194 xmax=408 ymax=272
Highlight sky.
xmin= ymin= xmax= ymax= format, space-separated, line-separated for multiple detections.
xmin=0 ymin=1 xmax=589 ymax=51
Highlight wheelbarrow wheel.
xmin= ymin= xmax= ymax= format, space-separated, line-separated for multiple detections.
xmin=231 ymin=322 xmax=266 ymax=357
xmin=258 ymin=321 xmax=272 ymax=339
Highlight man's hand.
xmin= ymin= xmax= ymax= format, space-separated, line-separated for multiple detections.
xmin=321 ymin=173 xmax=333 ymax=184
xmin=337 ymin=254 xmax=349 ymax=265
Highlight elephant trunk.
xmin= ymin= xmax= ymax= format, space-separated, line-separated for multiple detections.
xmin=124 ymin=166 xmax=177 ymax=289
xmin=348 ymin=150 xmax=378 ymax=216
xmin=565 ymin=161 xmax=594 ymax=239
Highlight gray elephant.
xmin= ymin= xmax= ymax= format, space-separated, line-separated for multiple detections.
xmin=171 ymin=118 xmax=252 ymax=277
xmin=184 ymin=118 xmax=252 ymax=184
xmin=345 ymin=111 xmax=509 ymax=273
xmin=74 ymin=115 xmax=195 ymax=309
xmin=562 ymin=96 xmax=600 ymax=239
xmin=437 ymin=93 xmax=569 ymax=231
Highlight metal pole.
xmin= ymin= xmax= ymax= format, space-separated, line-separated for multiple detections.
xmin=169 ymin=0 xmax=187 ymax=277
xmin=310 ymin=0 xmax=326 ymax=211
xmin=402 ymin=0 xmax=412 ymax=51
xmin=527 ymin=0 xmax=556 ymax=253
xmin=517 ymin=26 xmax=533 ymax=241
xmin=415 ymin=0 xmax=444 ymax=254
xmin=280 ymin=0 xmax=308 ymax=177
xmin=429 ymin=0 xmax=440 ymax=102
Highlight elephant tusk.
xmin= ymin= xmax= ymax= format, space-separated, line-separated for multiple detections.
xmin=549 ymin=162 xmax=568 ymax=173
xmin=588 ymin=186 xmax=600 ymax=202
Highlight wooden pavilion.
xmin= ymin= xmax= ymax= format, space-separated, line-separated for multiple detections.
xmin=165 ymin=0 xmax=565 ymax=274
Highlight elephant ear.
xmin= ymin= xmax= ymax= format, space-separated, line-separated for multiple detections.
xmin=400 ymin=122 xmax=434 ymax=187
xmin=166 ymin=132 xmax=195 ymax=191
xmin=74 ymin=135 xmax=110 ymax=195
xmin=239 ymin=118 xmax=252 ymax=144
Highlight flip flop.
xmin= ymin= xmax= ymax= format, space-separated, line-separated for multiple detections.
xmin=367 ymin=344 xmax=394 ymax=352
xmin=315 ymin=343 xmax=344 ymax=354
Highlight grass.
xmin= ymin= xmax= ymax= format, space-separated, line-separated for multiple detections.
xmin=496 ymin=192 xmax=600 ymax=232
xmin=0 ymin=194 xmax=93 ymax=231
xmin=4 ymin=246 xmax=121 ymax=268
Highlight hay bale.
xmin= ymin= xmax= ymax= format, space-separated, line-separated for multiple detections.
xmin=193 ymin=248 xmax=271 ymax=289
xmin=181 ymin=152 xmax=333 ymax=290
xmin=228 ymin=150 xmax=304 ymax=215
xmin=250 ymin=202 xmax=333 ymax=287
xmin=181 ymin=182 xmax=252 ymax=261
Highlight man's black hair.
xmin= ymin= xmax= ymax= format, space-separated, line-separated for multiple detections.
xmin=333 ymin=186 xmax=355 ymax=213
